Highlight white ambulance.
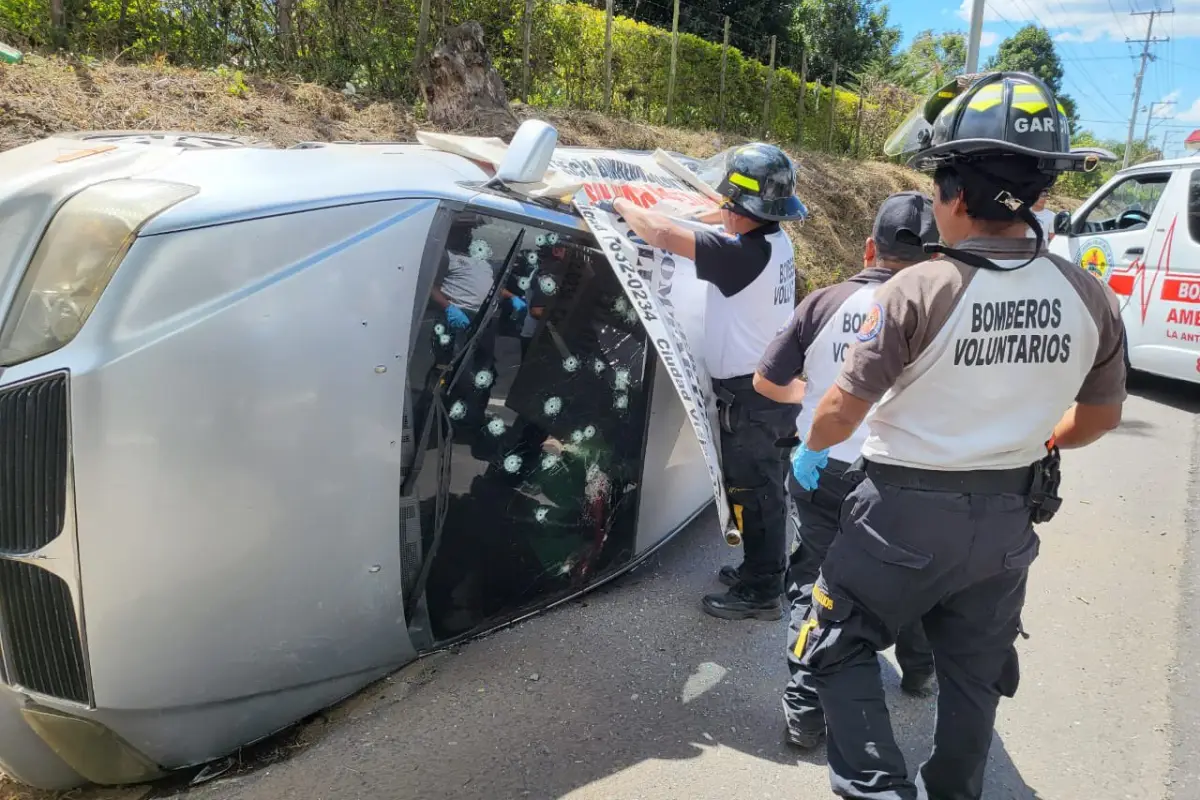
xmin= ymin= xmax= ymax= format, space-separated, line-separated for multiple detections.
xmin=1050 ymin=155 xmax=1200 ymax=384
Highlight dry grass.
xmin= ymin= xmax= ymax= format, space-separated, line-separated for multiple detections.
xmin=0 ymin=53 xmax=938 ymax=291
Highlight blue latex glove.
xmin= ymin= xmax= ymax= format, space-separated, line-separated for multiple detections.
xmin=594 ymin=199 xmax=621 ymax=218
xmin=445 ymin=304 xmax=471 ymax=331
xmin=792 ymin=442 xmax=831 ymax=491
xmin=509 ymin=295 xmax=528 ymax=319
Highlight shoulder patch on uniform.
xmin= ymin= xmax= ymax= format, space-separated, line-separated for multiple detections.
xmin=856 ymin=302 xmax=884 ymax=343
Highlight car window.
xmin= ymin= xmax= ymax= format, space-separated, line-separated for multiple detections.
xmin=406 ymin=209 xmax=652 ymax=643
xmin=1077 ymin=173 xmax=1171 ymax=234
xmin=1190 ymin=170 xmax=1200 ymax=244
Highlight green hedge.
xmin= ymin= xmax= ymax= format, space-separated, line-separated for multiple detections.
xmin=515 ymin=4 xmax=870 ymax=150
xmin=0 ymin=0 xmax=910 ymax=156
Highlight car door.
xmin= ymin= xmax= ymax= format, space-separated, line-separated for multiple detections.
xmin=403 ymin=205 xmax=654 ymax=647
xmin=1062 ymin=170 xmax=1172 ymax=283
xmin=1128 ymin=167 xmax=1200 ymax=382
xmin=1057 ymin=170 xmax=1173 ymax=349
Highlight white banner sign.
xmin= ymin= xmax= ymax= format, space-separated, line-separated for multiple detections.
xmin=555 ymin=151 xmax=732 ymax=537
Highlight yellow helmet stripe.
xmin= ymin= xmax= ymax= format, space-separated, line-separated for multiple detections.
xmin=1012 ymin=100 xmax=1050 ymax=113
xmin=728 ymin=172 xmax=760 ymax=193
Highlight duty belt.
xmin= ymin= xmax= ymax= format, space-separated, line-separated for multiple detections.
xmin=861 ymin=459 xmax=1035 ymax=494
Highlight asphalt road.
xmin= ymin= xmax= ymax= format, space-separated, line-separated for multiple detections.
xmin=121 ymin=374 xmax=1199 ymax=800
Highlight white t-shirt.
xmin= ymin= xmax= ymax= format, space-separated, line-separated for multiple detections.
xmin=1027 ymin=208 xmax=1057 ymax=241
xmin=692 ymin=224 xmax=797 ymax=380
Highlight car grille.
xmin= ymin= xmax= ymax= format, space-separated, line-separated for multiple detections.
xmin=0 ymin=372 xmax=89 ymax=704
xmin=0 ymin=373 xmax=69 ymax=554
xmin=0 ymin=559 xmax=89 ymax=704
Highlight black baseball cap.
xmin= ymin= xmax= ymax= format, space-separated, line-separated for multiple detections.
xmin=872 ymin=191 xmax=939 ymax=263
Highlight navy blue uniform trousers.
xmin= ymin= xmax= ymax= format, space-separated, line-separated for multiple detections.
xmin=783 ymin=461 xmax=934 ymax=735
xmin=795 ymin=469 xmax=1037 ymax=800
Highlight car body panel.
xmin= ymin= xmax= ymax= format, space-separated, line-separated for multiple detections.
xmin=0 ymin=132 xmax=715 ymax=790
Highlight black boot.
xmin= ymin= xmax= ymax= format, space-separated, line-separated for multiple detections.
xmin=717 ymin=565 xmax=741 ymax=587
xmin=784 ymin=724 xmax=825 ymax=750
xmin=900 ymin=670 xmax=936 ymax=698
xmin=701 ymin=587 xmax=782 ymax=621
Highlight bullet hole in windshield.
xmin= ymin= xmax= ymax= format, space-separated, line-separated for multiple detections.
xmin=406 ymin=212 xmax=652 ymax=643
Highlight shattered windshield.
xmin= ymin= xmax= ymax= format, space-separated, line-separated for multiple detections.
xmin=406 ymin=211 xmax=652 ymax=643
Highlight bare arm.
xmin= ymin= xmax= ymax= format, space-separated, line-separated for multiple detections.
xmin=1051 ymin=402 xmax=1122 ymax=449
xmin=804 ymin=385 xmax=873 ymax=452
xmin=613 ymin=198 xmax=697 ymax=261
xmin=430 ymin=286 xmax=453 ymax=309
xmin=752 ymin=371 xmax=807 ymax=405
xmin=690 ymin=206 xmax=724 ymax=225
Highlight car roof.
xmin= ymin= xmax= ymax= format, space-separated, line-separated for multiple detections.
xmin=10 ymin=130 xmax=678 ymax=237
xmin=139 ymin=141 xmax=496 ymax=235
xmin=1116 ymin=153 xmax=1200 ymax=175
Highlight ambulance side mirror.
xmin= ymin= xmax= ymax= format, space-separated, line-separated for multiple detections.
xmin=1053 ymin=210 xmax=1072 ymax=236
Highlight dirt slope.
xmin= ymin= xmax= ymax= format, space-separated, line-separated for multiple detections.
xmin=0 ymin=53 xmax=936 ymax=290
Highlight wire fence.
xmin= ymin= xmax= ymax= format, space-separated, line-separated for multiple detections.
xmin=0 ymin=0 xmax=915 ymax=158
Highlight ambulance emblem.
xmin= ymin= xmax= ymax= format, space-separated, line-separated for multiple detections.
xmin=1079 ymin=238 xmax=1115 ymax=281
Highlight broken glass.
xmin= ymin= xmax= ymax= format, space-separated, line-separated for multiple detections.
xmin=406 ymin=211 xmax=651 ymax=643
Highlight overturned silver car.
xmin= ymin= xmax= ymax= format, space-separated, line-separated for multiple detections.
xmin=0 ymin=124 xmax=733 ymax=789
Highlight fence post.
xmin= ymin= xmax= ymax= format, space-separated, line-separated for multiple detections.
xmin=853 ymin=93 xmax=865 ymax=157
xmin=521 ymin=0 xmax=535 ymax=103
xmin=414 ymin=0 xmax=432 ymax=79
xmin=667 ymin=0 xmax=680 ymax=125
xmin=762 ymin=36 xmax=776 ymax=139
xmin=717 ymin=16 xmax=730 ymax=131
xmin=826 ymin=62 xmax=839 ymax=151
xmin=796 ymin=50 xmax=807 ymax=148
xmin=604 ymin=0 xmax=614 ymax=113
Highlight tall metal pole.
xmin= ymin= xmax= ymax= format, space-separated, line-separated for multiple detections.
xmin=965 ymin=0 xmax=986 ymax=73
xmin=1124 ymin=9 xmax=1172 ymax=169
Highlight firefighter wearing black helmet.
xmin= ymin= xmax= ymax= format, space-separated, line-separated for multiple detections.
xmin=597 ymin=143 xmax=807 ymax=620
xmin=789 ymin=73 xmax=1127 ymax=799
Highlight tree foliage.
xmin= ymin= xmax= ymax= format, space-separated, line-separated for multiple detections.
xmin=613 ymin=0 xmax=796 ymax=47
xmin=790 ymin=0 xmax=901 ymax=83
xmin=986 ymin=24 xmax=1063 ymax=90
xmin=893 ymin=29 xmax=966 ymax=95
xmin=1054 ymin=130 xmax=1163 ymax=200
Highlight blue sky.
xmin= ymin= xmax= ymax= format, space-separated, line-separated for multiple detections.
xmin=885 ymin=0 xmax=1200 ymax=158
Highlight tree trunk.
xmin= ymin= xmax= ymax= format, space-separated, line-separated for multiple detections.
xmin=49 ymin=0 xmax=66 ymax=48
xmin=277 ymin=0 xmax=296 ymax=60
xmin=419 ymin=22 xmax=516 ymax=134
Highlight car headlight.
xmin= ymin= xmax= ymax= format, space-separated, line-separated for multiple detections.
xmin=0 ymin=179 xmax=197 ymax=367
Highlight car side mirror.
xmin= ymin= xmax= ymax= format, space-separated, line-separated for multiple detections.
xmin=1053 ymin=210 xmax=1072 ymax=235
xmin=496 ymin=119 xmax=558 ymax=185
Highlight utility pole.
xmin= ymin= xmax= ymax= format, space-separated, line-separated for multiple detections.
xmin=1142 ymin=100 xmax=1175 ymax=144
xmin=1124 ymin=7 xmax=1173 ymax=169
xmin=965 ymin=0 xmax=986 ymax=73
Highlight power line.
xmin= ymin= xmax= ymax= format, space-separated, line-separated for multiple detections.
xmin=1105 ymin=0 xmax=1132 ymax=40
xmin=995 ymin=0 xmax=1127 ymax=121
